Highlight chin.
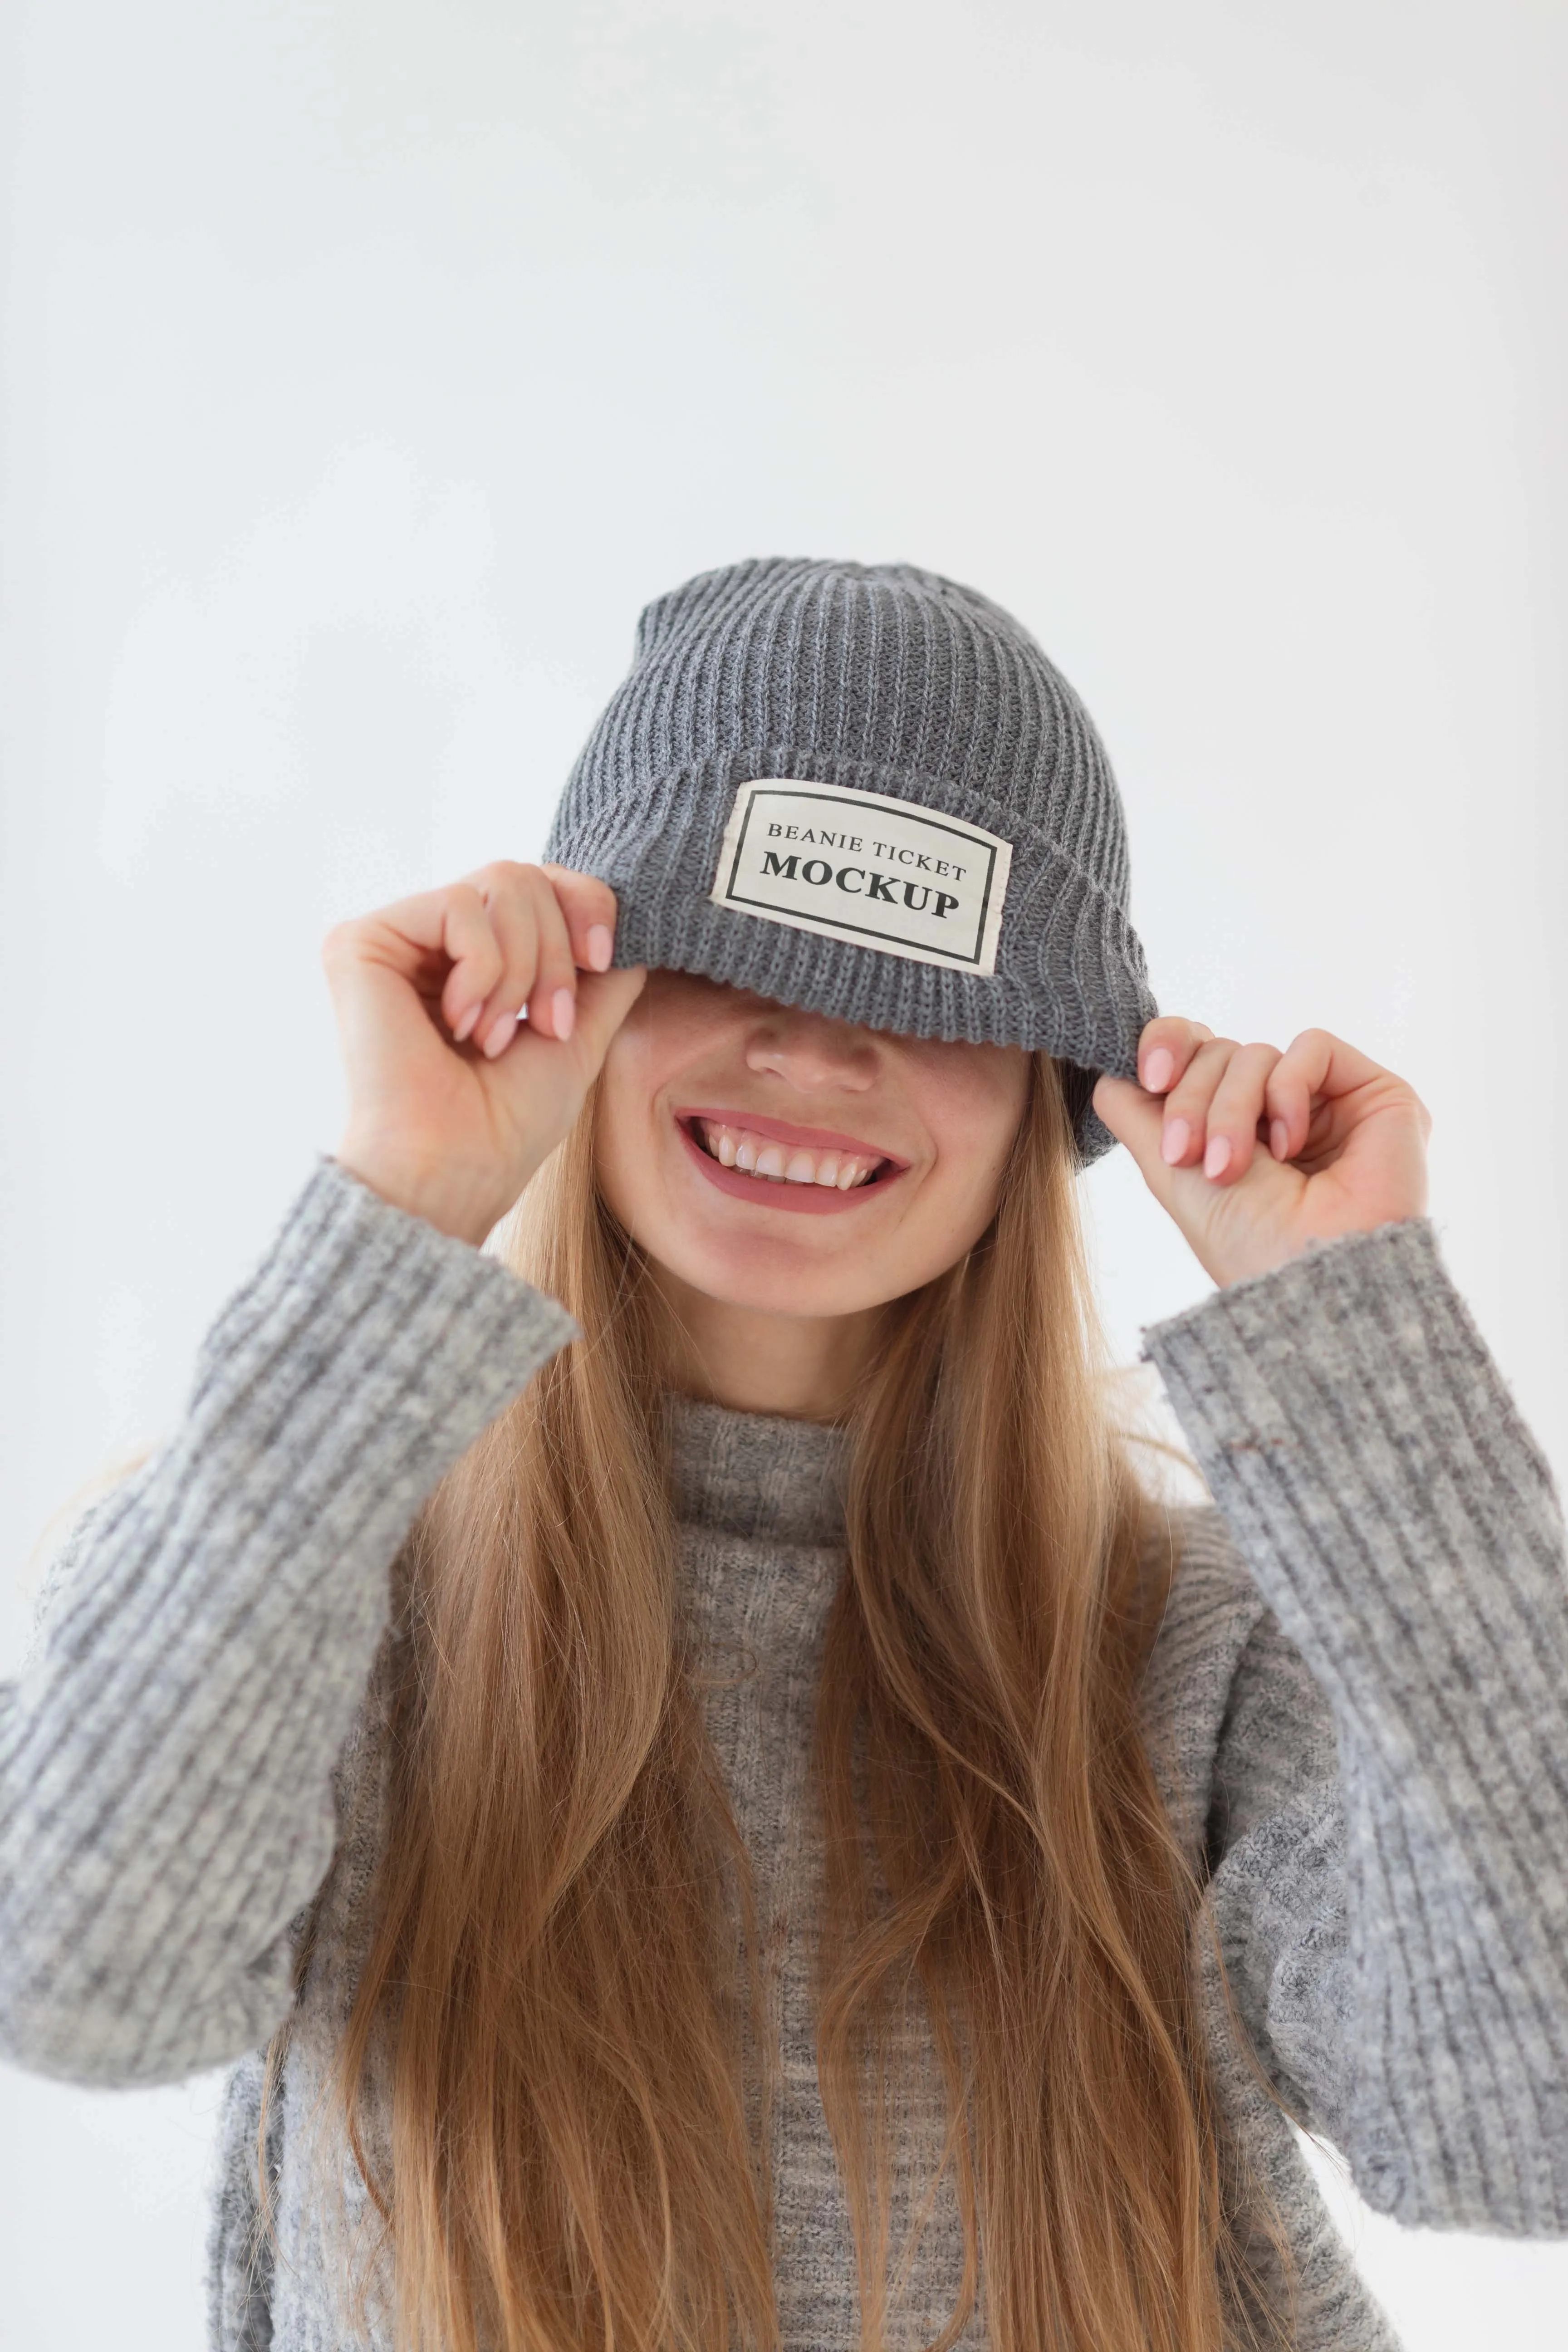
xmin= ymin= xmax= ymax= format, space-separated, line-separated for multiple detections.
xmin=647 ymin=1220 xmax=887 ymax=1321
xmin=702 ymin=1273 xmax=871 ymax=1319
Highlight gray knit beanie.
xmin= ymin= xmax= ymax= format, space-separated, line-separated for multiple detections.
xmin=544 ymin=557 xmax=1157 ymax=1163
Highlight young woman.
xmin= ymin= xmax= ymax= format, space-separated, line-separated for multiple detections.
xmin=2 ymin=558 xmax=1564 ymax=2352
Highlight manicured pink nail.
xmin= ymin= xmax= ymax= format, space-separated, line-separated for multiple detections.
xmin=1161 ymin=1117 xmax=1190 ymax=1166
xmin=585 ymin=923 xmax=613 ymax=972
xmin=1204 ymin=1133 xmax=1232 ymax=1179
xmin=552 ymin=987 xmax=576 ymax=1041
xmin=452 ymin=1000 xmax=483 ymax=1044
xmin=1270 ymin=1117 xmax=1289 ymax=1161
xmin=482 ymin=1010 xmax=517 ymax=1059
xmin=1143 ymin=1047 xmax=1175 ymax=1093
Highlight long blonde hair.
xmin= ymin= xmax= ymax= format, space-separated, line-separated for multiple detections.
xmin=290 ymin=1052 xmax=1263 ymax=2350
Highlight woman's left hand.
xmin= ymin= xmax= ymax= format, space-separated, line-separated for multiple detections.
xmin=1092 ymin=1020 xmax=1432 ymax=1289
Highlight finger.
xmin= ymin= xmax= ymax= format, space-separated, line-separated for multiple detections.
xmin=1263 ymin=1028 xmax=1387 ymax=1162
xmin=1157 ymin=1036 xmax=1238 ymax=1169
xmin=1200 ymin=1042 xmax=1282 ymax=1183
xmin=517 ymin=867 xmax=581 ymax=1046
xmin=1135 ymin=1015 xmax=1214 ymax=1097
xmin=470 ymin=865 xmax=578 ymax=1058
xmin=540 ymin=863 xmax=620 ymax=975
xmin=325 ymin=886 xmax=505 ymax=1048
xmin=323 ymin=919 xmax=450 ymax=1077
xmin=1092 ymin=1073 xmax=1180 ymax=1203
xmin=483 ymin=966 xmax=648 ymax=1118
xmin=1262 ymin=1049 xmax=1314 ymax=1164
xmin=569 ymin=964 xmax=648 ymax=1074
xmin=435 ymin=887 xmax=505 ymax=1043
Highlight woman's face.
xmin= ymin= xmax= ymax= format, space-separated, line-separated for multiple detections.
xmin=595 ymin=968 xmax=1032 ymax=1321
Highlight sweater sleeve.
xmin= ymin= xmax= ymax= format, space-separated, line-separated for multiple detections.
xmin=0 ymin=1156 xmax=577 ymax=2088
xmin=1144 ymin=1219 xmax=1568 ymax=2237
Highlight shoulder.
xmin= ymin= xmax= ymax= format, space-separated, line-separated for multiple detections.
xmin=1138 ymin=1502 xmax=1330 ymax=1854
xmin=1141 ymin=1501 xmax=1266 ymax=1719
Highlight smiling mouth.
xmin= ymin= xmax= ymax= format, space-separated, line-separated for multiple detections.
xmin=677 ymin=1119 xmax=902 ymax=1195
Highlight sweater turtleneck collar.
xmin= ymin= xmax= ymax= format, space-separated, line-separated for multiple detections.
xmin=665 ymin=1392 xmax=850 ymax=1549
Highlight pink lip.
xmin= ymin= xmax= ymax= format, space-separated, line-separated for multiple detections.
xmin=674 ymin=1106 xmax=911 ymax=1169
xmin=674 ymin=1119 xmax=906 ymax=1215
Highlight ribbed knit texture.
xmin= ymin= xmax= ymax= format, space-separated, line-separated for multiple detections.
xmin=542 ymin=558 xmax=1159 ymax=1161
xmin=3 ymin=1165 xmax=1565 ymax=2352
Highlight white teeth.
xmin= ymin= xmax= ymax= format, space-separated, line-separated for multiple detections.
xmin=692 ymin=1119 xmax=887 ymax=1192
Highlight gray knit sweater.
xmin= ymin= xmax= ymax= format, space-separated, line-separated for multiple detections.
xmin=2 ymin=1160 xmax=1565 ymax=2350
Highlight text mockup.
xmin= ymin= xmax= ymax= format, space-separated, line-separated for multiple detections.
xmin=709 ymin=779 xmax=1012 ymax=975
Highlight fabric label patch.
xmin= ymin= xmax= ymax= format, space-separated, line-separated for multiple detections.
xmin=709 ymin=779 xmax=1012 ymax=976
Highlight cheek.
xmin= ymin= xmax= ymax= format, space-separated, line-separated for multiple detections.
xmin=593 ymin=996 xmax=741 ymax=1226
xmin=915 ymin=1057 xmax=1031 ymax=1205
xmin=598 ymin=988 xmax=702 ymax=1124
xmin=879 ymin=1075 xmax=1028 ymax=1287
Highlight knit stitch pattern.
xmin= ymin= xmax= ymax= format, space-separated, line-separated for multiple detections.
xmin=543 ymin=558 xmax=1159 ymax=1161
xmin=2 ymin=1164 xmax=1565 ymax=2350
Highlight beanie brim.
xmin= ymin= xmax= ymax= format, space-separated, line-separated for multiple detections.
xmin=544 ymin=744 xmax=1157 ymax=1166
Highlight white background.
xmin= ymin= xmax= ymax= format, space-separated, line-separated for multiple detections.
xmin=1 ymin=3 xmax=1564 ymax=2345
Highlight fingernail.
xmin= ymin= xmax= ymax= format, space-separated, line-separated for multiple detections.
xmin=1204 ymin=1133 xmax=1232 ymax=1179
xmin=481 ymin=1010 xmax=517 ymax=1059
xmin=453 ymin=1000 xmax=482 ymax=1044
xmin=1143 ymin=1048 xmax=1174 ymax=1093
xmin=1161 ymin=1117 xmax=1190 ymax=1166
xmin=551 ymin=987 xmax=575 ymax=1041
xmin=1270 ymin=1117 xmax=1289 ymax=1161
xmin=586 ymin=923 xmax=613 ymax=973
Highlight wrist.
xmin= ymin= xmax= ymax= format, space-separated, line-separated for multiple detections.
xmin=331 ymin=1136 xmax=508 ymax=1247
xmin=1207 ymin=1209 xmax=1426 ymax=1291
xmin=1208 ymin=1233 xmax=1309 ymax=1289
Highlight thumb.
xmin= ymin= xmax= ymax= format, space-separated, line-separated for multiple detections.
xmin=1092 ymin=1073 xmax=1172 ymax=1194
xmin=571 ymin=963 xmax=648 ymax=1076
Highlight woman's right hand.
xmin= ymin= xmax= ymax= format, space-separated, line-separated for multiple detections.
xmin=322 ymin=862 xmax=647 ymax=1245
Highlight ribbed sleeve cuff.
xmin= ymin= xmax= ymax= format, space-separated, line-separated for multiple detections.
xmin=1142 ymin=1219 xmax=1568 ymax=1821
xmin=181 ymin=1156 xmax=579 ymax=1554
xmin=0 ymin=1156 xmax=577 ymax=2079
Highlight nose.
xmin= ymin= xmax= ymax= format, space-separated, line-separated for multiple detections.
xmin=743 ymin=1006 xmax=880 ymax=1096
